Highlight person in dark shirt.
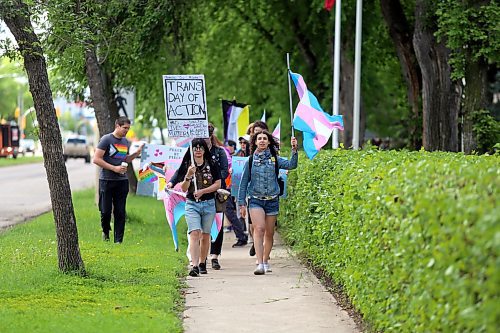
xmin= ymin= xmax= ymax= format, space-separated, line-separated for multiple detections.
xmin=168 ymin=138 xmax=221 ymax=277
xmin=93 ymin=117 xmax=143 ymax=243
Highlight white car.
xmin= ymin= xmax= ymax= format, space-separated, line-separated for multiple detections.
xmin=19 ymin=139 xmax=36 ymax=156
xmin=63 ymin=136 xmax=91 ymax=163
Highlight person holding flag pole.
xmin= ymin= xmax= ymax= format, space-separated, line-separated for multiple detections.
xmin=238 ymin=131 xmax=298 ymax=275
xmin=167 ymin=138 xmax=222 ymax=277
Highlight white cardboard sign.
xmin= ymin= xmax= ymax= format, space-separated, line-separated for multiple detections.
xmin=163 ymin=74 xmax=209 ymax=138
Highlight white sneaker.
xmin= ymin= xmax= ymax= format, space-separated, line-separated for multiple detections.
xmin=254 ymin=264 xmax=265 ymax=275
xmin=263 ymin=263 xmax=272 ymax=272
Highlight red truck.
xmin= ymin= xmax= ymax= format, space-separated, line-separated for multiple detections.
xmin=0 ymin=124 xmax=20 ymax=158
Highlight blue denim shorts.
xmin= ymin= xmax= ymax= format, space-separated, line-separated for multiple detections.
xmin=248 ymin=197 xmax=279 ymax=216
xmin=185 ymin=199 xmax=216 ymax=234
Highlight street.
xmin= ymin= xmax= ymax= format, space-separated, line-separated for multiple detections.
xmin=0 ymin=159 xmax=96 ymax=230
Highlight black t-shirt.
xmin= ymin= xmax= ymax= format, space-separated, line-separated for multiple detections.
xmin=186 ymin=162 xmax=221 ymax=201
xmin=97 ymin=133 xmax=129 ymax=180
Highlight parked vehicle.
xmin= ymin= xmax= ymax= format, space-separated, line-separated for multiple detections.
xmin=19 ymin=138 xmax=36 ymax=156
xmin=63 ymin=135 xmax=91 ymax=163
xmin=0 ymin=124 xmax=20 ymax=158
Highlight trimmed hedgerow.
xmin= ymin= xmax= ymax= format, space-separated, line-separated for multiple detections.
xmin=280 ymin=149 xmax=499 ymax=332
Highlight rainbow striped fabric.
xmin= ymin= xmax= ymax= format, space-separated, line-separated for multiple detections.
xmin=138 ymin=167 xmax=158 ymax=183
xmin=113 ymin=143 xmax=128 ymax=160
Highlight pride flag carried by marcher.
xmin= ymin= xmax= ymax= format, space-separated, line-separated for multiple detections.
xmin=289 ymin=70 xmax=344 ymax=159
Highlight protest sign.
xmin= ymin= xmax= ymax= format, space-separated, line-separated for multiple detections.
xmin=163 ymin=75 xmax=209 ymax=138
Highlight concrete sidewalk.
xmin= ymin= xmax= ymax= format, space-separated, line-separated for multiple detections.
xmin=183 ymin=232 xmax=359 ymax=333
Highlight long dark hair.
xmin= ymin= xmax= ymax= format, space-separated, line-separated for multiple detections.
xmin=177 ymin=138 xmax=215 ymax=179
xmin=250 ymin=130 xmax=278 ymax=156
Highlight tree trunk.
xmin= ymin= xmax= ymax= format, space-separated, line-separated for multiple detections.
xmin=413 ymin=0 xmax=461 ymax=152
xmin=380 ymin=0 xmax=422 ymax=149
xmin=104 ymin=72 xmax=138 ymax=192
xmin=462 ymin=53 xmax=489 ymax=154
xmin=1 ymin=0 xmax=85 ymax=274
xmin=340 ymin=42 xmax=366 ymax=147
xmin=85 ymin=46 xmax=113 ymax=137
xmin=461 ymin=0 xmax=490 ymax=154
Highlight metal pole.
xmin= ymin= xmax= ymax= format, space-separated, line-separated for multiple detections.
xmin=286 ymin=53 xmax=295 ymax=137
xmin=352 ymin=0 xmax=363 ymax=150
xmin=332 ymin=0 xmax=342 ymax=149
xmin=189 ymin=140 xmax=198 ymax=200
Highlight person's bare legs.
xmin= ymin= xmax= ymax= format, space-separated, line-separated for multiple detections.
xmin=249 ymin=208 xmax=266 ymax=265
xmin=200 ymin=232 xmax=211 ymax=265
xmin=189 ymin=230 xmax=202 ymax=267
xmin=263 ymin=215 xmax=277 ymax=263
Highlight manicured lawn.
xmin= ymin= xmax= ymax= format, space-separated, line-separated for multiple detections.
xmin=0 ymin=156 xmax=44 ymax=167
xmin=0 ymin=189 xmax=188 ymax=333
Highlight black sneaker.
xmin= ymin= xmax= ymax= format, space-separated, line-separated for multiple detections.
xmin=249 ymin=244 xmax=256 ymax=256
xmin=102 ymin=232 xmax=110 ymax=241
xmin=211 ymin=259 xmax=221 ymax=270
xmin=199 ymin=261 xmax=208 ymax=274
xmin=232 ymin=240 xmax=248 ymax=248
xmin=189 ymin=266 xmax=200 ymax=277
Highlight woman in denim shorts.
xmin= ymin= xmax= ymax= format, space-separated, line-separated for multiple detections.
xmin=167 ymin=138 xmax=221 ymax=277
xmin=238 ymin=130 xmax=298 ymax=275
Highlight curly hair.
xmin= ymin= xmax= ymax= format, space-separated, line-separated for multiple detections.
xmin=250 ymin=130 xmax=278 ymax=156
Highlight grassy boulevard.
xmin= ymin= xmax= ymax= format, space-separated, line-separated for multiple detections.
xmin=0 ymin=189 xmax=188 ymax=333
xmin=0 ymin=156 xmax=44 ymax=167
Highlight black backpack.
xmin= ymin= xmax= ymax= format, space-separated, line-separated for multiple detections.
xmin=248 ymin=154 xmax=285 ymax=196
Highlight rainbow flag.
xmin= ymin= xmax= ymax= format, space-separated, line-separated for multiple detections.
xmin=113 ymin=143 xmax=128 ymax=160
xmin=139 ymin=167 xmax=158 ymax=183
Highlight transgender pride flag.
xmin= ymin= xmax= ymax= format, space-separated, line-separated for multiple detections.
xmin=289 ymin=70 xmax=343 ymax=159
xmin=272 ymin=118 xmax=281 ymax=142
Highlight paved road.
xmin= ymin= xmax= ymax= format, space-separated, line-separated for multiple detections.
xmin=0 ymin=159 xmax=96 ymax=230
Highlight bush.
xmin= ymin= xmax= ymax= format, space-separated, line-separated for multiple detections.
xmin=280 ymin=149 xmax=499 ymax=332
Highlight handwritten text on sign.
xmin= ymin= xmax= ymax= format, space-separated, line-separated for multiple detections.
xmin=163 ymin=75 xmax=209 ymax=138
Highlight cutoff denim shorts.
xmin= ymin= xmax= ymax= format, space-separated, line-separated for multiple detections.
xmin=185 ymin=198 xmax=216 ymax=234
xmin=248 ymin=197 xmax=279 ymax=216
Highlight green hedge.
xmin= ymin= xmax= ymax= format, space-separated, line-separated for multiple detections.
xmin=280 ymin=149 xmax=499 ymax=332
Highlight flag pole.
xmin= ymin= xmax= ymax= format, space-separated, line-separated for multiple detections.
xmin=352 ymin=0 xmax=363 ymax=150
xmin=286 ymin=53 xmax=295 ymax=137
xmin=332 ymin=0 xmax=342 ymax=149
xmin=189 ymin=140 xmax=198 ymax=200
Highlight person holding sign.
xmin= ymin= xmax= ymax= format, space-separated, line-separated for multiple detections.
xmin=238 ymin=131 xmax=298 ymax=275
xmin=167 ymin=138 xmax=221 ymax=277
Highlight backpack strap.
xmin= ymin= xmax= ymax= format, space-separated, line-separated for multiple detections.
xmin=248 ymin=155 xmax=253 ymax=181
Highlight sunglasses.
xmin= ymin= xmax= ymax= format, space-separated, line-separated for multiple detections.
xmin=193 ymin=146 xmax=205 ymax=152
xmin=239 ymin=141 xmax=247 ymax=144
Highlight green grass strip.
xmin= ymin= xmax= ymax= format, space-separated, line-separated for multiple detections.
xmin=0 ymin=156 xmax=44 ymax=167
xmin=0 ymin=189 xmax=188 ymax=333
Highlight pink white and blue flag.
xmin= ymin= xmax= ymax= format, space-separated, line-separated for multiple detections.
xmin=163 ymin=189 xmax=186 ymax=251
xmin=289 ymin=70 xmax=344 ymax=159
xmin=163 ymin=189 xmax=223 ymax=251
xmin=272 ymin=118 xmax=281 ymax=142
xmin=173 ymin=137 xmax=192 ymax=148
